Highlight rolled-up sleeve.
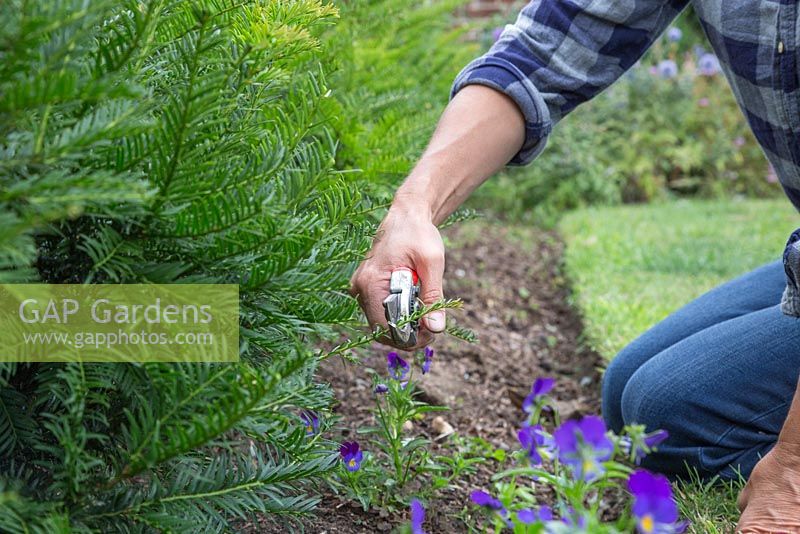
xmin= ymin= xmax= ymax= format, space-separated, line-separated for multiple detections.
xmin=452 ymin=0 xmax=689 ymax=165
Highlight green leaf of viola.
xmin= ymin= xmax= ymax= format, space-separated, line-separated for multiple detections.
xmin=491 ymin=448 xmax=506 ymax=462
xmin=400 ymin=437 xmax=429 ymax=452
xmin=412 ymin=405 xmax=448 ymax=414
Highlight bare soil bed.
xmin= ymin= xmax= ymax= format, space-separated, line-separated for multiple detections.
xmin=259 ymin=222 xmax=609 ymax=532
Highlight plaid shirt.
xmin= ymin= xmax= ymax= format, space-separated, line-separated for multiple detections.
xmin=452 ymin=0 xmax=800 ymax=208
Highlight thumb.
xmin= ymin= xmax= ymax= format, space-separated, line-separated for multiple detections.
xmin=416 ymin=252 xmax=446 ymax=334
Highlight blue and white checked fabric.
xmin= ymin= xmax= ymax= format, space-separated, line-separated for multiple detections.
xmin=452 ymin=0 xmax=800 ymax=207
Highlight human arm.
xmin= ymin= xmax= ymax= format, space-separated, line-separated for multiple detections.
xmin=351 ymin=0 xmax=689 ymax=348
xmin=349 ymin=84 xmax=525 ymax=347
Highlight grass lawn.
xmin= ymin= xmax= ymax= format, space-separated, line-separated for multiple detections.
xmin=560 ymin=199 xmax=798 ymax=358
xmin=560 ymin=198 xmax=799 ymax=532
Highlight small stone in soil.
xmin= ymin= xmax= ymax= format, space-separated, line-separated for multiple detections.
xmin=432 ymin=416 xmax=455 ymax=440
xmin=355 ymin=378 xmax=369 ymax=389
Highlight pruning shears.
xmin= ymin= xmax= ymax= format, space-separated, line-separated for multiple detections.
xmin=382 ymin=268 xmax=421 ymax=348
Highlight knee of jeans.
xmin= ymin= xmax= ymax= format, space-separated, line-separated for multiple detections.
xmin=619 ymin=365 xmax=676 ymax=433
xmin=601 ymin=353 xmax=638 ymax=433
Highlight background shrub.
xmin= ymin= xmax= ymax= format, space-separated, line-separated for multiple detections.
xmin=0 ymin=0 xmax=477 ymax=530
xmin=0 ymin=0 xmax=364 ymax=531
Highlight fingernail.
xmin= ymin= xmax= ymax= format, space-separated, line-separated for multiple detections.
xmin=425 ymin=311 xmax=446 ymax=332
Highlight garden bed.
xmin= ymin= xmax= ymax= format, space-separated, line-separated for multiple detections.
xmin=293 ymin=222 xmax=608 ymax=532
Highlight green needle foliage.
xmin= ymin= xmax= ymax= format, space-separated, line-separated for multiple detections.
xmin=0 ymin=0 xmax=368 ymax=531
xmin=0 ymin=0 xmax=476 ymax=530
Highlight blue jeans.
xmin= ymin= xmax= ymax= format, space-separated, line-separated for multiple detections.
xmin=602 ymin=260 xmax=800 ymax=480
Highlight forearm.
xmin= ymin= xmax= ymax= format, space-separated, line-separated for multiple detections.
xmin=350 ymin=85 xmax=523 ymax=343
xmin=391 ymin=85 xmax=525 ymax=225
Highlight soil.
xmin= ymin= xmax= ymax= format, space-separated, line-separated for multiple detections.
xmin=257 ymin=222 xmax=611 ymax=533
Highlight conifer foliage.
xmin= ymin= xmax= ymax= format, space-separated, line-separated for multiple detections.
xmin=0 ymin=0 xmax=373 ymax=531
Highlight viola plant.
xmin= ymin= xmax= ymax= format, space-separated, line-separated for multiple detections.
xmin=332 ymin=348 xmax=483 ymax=513
xmin=629 ymin=470 xmax=689 ymax=534
xmin=365 ymin=351 xmax=452 ymax=492
xmin=623 ymin=427 xmax=671 ymax=465
xmin=388 ymin=351 xmax=411 ymax=381
xmin=331 ymin=438 xmax=375 ymax=510
xmin=421 ymin=347 xmax=435 ymax=374
xmin=468 ymin=377 xmax=689 ymax=533
xmin=340 ymin=441 xmax=364 ymax=472
xmin=522 ymin=376 xmax=556 ymax=422
xmin=553 ymin=416 xmax=615 ymax=482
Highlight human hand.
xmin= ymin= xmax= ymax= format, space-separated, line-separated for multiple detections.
xmin=736 ymin=444 xmax=800 ymax=533
xmin=350 ymin=204 xmax=446 ymax=350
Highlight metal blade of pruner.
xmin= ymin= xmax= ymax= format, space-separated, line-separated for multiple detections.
xmin=382 ymin=268 xmax=420 ymax=348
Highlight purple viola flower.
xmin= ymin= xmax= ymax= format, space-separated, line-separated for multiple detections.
xmin=634 ymin=429 xmax=670 ymax=464
xmin=628 ymin=470 xmax=689 ymax=534
xmin=644 ymin=429 xmax=669 ymax=450
xmin=422 ymin=346 xmax=434 ymax=374
xmin=300 ymin=410 xmax=319 ymax=436
xmin=374 ymin=383 xmax=389 ymax=394
xmin=387 ymin=351 xmax=410 ymax=381
xmin=734 ymin=136 xmax=746 ymax=148
xmin=697 ymin=97 xmax=710 ymax=107
xmin=666 ymin=27 xmax=682 ymax=42
xmin=518 ymin=424 xmax=546 ymax=465
xmin=470 ymin=490 xmax=502 ymax=510
xmin=517 ymin=505 xmax=553 ymax=524
xmin=471 ymin=490 xmax=511 ymax=527
xmin=656 ymin=59 xmax=678 ymax=79
xmin=339 ymin=441 xmax=363 ymax=472
xmin=410 ymin=499 xmax=427 ymax=534
xmin=523 ymin=377 xmax=555 ymax=413
xmin=553 ymin=415 xmax=614 ymax=481
xmin=698 ymin=53 xmax=721 ymax=76
xmin=492 ymin=26 xmax=504 ymax=42
xmin=470 ymin=490 xmax=507 ymax=516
